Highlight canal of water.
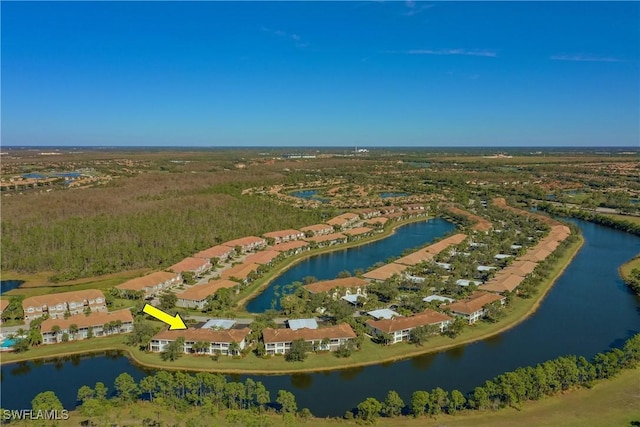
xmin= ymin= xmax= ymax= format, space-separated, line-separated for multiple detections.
xmin=1 ymin=219 xmax=639 ymax=417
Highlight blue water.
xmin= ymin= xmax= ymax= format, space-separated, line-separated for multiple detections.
xmin=0 ymin=280 xmax=24 ymax=295
xmin=1 ymin=219 xmax=638 ymax=417
xmin=289 ymin=190 xmax=329 ymax=203
xmin=379 ymin=192 xmax=409 ymax=198
xmin=54 ymin=172 xmax=81 ymax=178
xmin=21 ymin=173 xmax=46 ymax=179
xmin=245 ymin=218 xmax=456 ymax=312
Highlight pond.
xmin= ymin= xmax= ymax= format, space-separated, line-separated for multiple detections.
xmin=289 ymin=190 xmax=330 ymax=203
xmin=245 ymin=218 xmax=456 ymax=312
xmin=0 ymin=280 xmax=24 ymax=295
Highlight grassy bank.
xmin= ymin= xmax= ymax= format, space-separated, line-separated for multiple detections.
xmin=1 ymin=234 xmax=585 ymax=374
xmin=602 ymin=213 xmax=640 ymax=226
xmin=619 ymin=256 xmax=640 ymax=281
xmin=1 ymin=268 xmax=152 ymax=297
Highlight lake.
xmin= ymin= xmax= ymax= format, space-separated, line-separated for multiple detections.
xmin=1 ymin=219 xmax=638 ymax=417
xmin=0 ymin=280 xmax=24 ymax=295
xmin=245 ymin=218 xmax=456 ymax=312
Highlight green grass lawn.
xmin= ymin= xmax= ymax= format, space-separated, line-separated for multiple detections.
xmin=620 ymin=256 xmax=640 ymax=280
xmin=2 ymin=268 xmax=151 ymax=298
xmin=602 ymin=213 xmax=640 ymax=226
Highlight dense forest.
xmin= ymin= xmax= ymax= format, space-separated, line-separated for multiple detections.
xmin=1 ymin=168 xmax=331 ymax=281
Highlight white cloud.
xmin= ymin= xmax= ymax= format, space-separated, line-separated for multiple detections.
xmin=550 ymin=54 xmax=625 ymax=63
xmin=398 ymin=49 xmax=497 ymax=57
xmin=261 ymin=27 xmax=307 ymax=48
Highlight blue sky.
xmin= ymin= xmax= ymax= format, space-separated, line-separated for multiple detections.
xmin=2 ymin=1 xmax=638 ymax=147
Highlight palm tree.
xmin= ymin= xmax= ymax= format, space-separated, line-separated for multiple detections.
xmin=69 ymin=324 xmax=79 ymax=340
xmin=113 ymin=320 xmax=123 ymax=333
xmin=192 ymin=341 xmax=210 ymax=355
xmin=51 ymin=325 xmax=61 ymax=343
xmin=228 ymin=341 xmax=240 ymax=356
xmin=27 ymin=328 xmax=42 ymax=347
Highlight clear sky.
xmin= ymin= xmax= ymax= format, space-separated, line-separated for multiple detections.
xmin=2 ymin=1 xmax=638 ymax=147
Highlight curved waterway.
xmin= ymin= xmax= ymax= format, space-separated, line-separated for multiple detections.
xmin=246 ymin=218 xmax=456 ymax=312
xmin=2 ymin=219 xmax=639 ymax=417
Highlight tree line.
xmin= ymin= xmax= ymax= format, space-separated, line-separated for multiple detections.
xmin=537 ymin=203 xmax=640 ymax=236
xmin=347 ymin=333 xmax=640 ymax=423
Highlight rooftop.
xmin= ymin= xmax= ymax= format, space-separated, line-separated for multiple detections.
xmin=262 ymin=323 xmax=356 ymax=343
xmin=220 ymin=262 xmax=260 ymax=280
xmin=177 ymin=279 xmax=238 ymax=302
xmin=201 ymin=319 xmax=237 ymax=330
xmin=304 ymin=276 xmax=368 ymax=294
xmin=362 ymin=263 xmax=408 ymax=281
xmin=288 ymin=318 xmax=318 ymax=330
xmin=169 ymin=257 xmax=210 ymax=274
xmin=153 ymin=327 xmax=251 ymax=343
xmin=116 ymin=271 xmax=179 ymax=292
xmin=222 ymin=236 xmax=266 ymax=248
xmin=194 ymin=245 xmax=235 ymax=259
xmin=367 ymin=309 xmax=453 ymax=333
xmin=446 ymin=291 xmax=504 ymax=315
xmin=263 ymin=229 xmax=303 ymax=239
xmin=41 ymin=309 xmax=133 ymax=333
xmin=23 ymin=289 xmax=105 ymax=310
xmin=367 ymin=308 xmax=401 ymax=320
xmin=243 ymin=250 xmax=281 ymax=265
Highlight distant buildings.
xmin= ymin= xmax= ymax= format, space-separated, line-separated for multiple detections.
xmin=22 ymin=290 xmax=107 ymax=323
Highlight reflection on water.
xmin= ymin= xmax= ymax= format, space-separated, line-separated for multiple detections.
xmin=338 ymin=366 xmax=365 ymax=381
xmin=410 ymin=352 xmax=437 ymax=370
xmin=290 ymin=374 xmax=314 ymax=389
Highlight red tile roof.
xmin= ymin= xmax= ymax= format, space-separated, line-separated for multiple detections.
xmin=366 ymin=309 xmax=452 ymax=333
xmin=41 ymin=309 xmax=133 ymax=333
xmin=23 ymin=289 xmax=106 ymax=311
xmin=271 ymin=240 xmax=310 ymax=252
xmin=177 ymin=279 xmax=238 ymax=302
xmin=343 ymin=227 xmax=373 ymax=236
xmin=263 ymin=229 xmax=304 ymax=240
xmin=363 ymin=263 xmax=408 ymax=281
xmin=169 ymin=257 xmax=211 ymax=274
xmin=222 ymin=236 xmax=266 ymax=248
xmin=479 ymin=274 xmax=524 ymax=293
xmin=304 ymin=277 xmax=369 ymax=294
xmin=0 ymin=300 xmax=10 ymax=312
xmin=262 ymin=323 xmax=356 ymax=344
xmin=194 ymin=245 xmax=235 ymax=259
xmin=446 ymin=291 xmax=504 ymax=315
xmin=220 ymin=263 xmax=260 ymax=280
xmin=153 ymin=327 xmax=251 ymax=344
xmin=300 ymin=224 xmax=333 ymax=234
xmin=394 ymin=248 xmax=435 ymax=266
xmin=116 ymin=271 xmax=179 ymax=292
xmin=306 ymin=233 xmax=347 ymax=244
xmin=243 ymin=250 xmax=281 ymax=265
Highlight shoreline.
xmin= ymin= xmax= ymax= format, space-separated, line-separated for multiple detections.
xmin=235 ymin=214 xmax=435 ymax=309
xmin=0 ymin=234 xmax=585 ymax=374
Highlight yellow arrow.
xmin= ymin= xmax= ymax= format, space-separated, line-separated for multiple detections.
xmin=142 ymin=304 xmax=187 ymax=330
